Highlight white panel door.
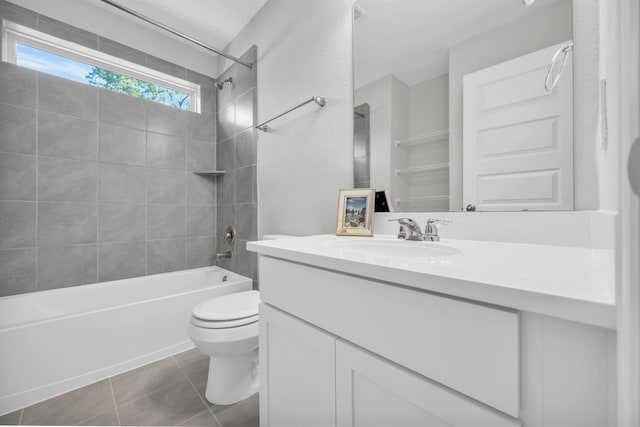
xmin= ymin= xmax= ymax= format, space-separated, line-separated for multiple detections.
xmin=336 ymin=340 xmax=520 ymax=427
xmin=463 ymin=42 xmax=573 ymax=211
xmin=259 ymin=304 xmax=336 ymax=427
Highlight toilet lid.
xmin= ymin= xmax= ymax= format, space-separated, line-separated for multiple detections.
xmin=190 ymin=313 xmax=258 ymax=329
xmin=192 ymin=290 xmax=259 ymax=321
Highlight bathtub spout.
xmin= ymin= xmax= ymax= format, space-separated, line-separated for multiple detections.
xmin=216 ymin=251 xmax=232 ymax=260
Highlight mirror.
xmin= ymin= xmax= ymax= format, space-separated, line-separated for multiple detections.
xmin=354 ymin=0 xmax=603 ymax=212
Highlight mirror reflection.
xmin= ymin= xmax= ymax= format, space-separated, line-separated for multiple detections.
xmin=353 ymin=0 xmax=600 ymax=212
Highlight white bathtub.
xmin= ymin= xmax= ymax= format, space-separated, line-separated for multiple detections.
xmin=0 ymin=266 xmax=252 ymax=415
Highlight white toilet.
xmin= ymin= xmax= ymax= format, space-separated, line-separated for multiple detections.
xmin=188 ymin=235 xmax=296 ymax=404
xmin=188 ymin=290 xmax=260 ymax=405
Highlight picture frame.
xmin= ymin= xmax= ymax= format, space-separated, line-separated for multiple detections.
xmin=336 ymin=188 xmax=375 ymax=236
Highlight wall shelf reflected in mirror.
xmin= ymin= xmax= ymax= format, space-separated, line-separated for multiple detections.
xmin=395 ymin=163 xmax=449 ymax=176
xmin=353 ymin=0 xmax=608 ymax=212
xmin=395 ymin=129 xmax=449 ymax=148
xmin=396 ymin=195 xmax=450 ymax=204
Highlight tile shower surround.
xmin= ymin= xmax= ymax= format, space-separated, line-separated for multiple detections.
xmin=214 ymin=47 xmax=259 ymax=285
xmin=0 ymin=0 xmax=224 ymax=296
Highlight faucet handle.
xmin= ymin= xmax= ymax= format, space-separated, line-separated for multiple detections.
xmin=425 ymin=218 xmax=451 ymax=236
xmin=426 ymin=218 xmax=452 ymax=225
xmin=388 ymin=217 xmax=412 ymax=223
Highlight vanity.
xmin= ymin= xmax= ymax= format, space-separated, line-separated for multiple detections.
xmin=247 ymin=226 xmax=616 ymax=427
xmin=248 ymin=0 xmax=618 ymax=424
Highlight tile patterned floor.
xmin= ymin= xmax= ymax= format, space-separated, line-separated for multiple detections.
xmin=0 ymin=349 xmax=259 ymax=426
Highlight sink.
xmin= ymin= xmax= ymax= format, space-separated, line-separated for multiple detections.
xmin=326 ymin=239 xmax=461 ymax=258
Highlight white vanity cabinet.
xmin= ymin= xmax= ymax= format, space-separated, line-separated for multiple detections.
xmin=335 ymin=340 xmax=519 ymax=427
xmin=260 ymin=303 xmax=519 ymax=427
xmin=259 ymin=256 xmax=521 ymax=426
xmin=256 ymin=252 xmax=615 ymax=427
xmin=259 ymin=304 xmax=336 ymax=427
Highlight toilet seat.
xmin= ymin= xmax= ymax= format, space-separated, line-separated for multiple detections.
xmin=190 ymin=314 xmax=258 ymax=329
xmin=191 ymin=290 xmax=259 ymax=329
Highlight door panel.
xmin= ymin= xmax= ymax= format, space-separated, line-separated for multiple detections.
xmin=260 ymin=304 xmax=336 ymax=427
xmin=463 ymin=42 xmax=573 ymax=211
xmin=336 ymin=340 xmax=520 ymax=427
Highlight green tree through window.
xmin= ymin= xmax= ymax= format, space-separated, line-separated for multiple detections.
xmin=14 ymin=43 xmax=193 ymax=111
xmin=85 ymin=67 xmax=190 ymax=110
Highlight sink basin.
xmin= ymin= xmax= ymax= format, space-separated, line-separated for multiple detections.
xmin=326 ymin=239 xmax=461 ymax=258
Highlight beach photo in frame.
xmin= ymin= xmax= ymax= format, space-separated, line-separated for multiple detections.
xmin=336 ymin=188 xmax=375 ymax=236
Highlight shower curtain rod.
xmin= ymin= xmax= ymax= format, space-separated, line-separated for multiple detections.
xmin=99 ymin=0 xmax=253 ymax=69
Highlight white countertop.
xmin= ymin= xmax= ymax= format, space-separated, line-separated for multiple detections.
xmin=247 ymin=234 xmax=616 ymax=329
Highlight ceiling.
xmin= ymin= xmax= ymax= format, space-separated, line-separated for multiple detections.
xmin=86 ymin=0 xmax=563 ymax=87
xmin=85 ymin=0 xmax=268 ymax=54
xmin=354 ymin=0 xmax=562 ymax=88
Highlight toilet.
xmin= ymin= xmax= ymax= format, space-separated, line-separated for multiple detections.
xmin=188 ymin=234 xmax=296 ymax=405
xmin=188 ymin=290 xmax=260 ymax=405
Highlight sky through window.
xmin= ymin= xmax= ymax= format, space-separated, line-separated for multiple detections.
xmin=16 ymin=43 xmax=191 ymax=111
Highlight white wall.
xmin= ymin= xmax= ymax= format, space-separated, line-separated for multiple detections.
xmin=354 ymin=75 xmax=412 ymax=200
xmin=390 ymin=76 xmax=410 ymax=145
xmin=389 ymin=76 xmax=410 ymax=204
xmin=409 ymin=74 xmax=449 ymax=137
xmin=572 ymin=0 xmax=600 ymax=211
xmin=569 ymin=0 xmax=619 ymax=213
xmin=596 ymin=0 xmax=619 ymax=213
xmin=355 ymin=76 xmax=393 ymax=192
xmin=448 ymin=0 xmax=573 ymax=211
xmin=356 ymin=73 xmax=449 ymax=210
xmin=8 ymin=0 xmax=217 ymax=75
xmin=220 ymin=0 xmax=355 ymax=237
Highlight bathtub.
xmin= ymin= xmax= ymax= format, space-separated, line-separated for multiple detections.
xmin=0 ymin=266 xmax=252 ymax=415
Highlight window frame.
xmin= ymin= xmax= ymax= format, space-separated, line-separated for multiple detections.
xmin=1 ymin=19 xmax=201 ymax=113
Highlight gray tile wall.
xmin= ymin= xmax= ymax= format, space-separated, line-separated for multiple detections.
xmin=0 ymin=1 xmax=218 ymax=296
xmin=354 ymin=104 xmax=370 ymax=188
xmin=215 ymin=47 xmax=259 ymax=286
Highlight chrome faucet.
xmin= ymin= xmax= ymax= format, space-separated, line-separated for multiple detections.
xmin=388 ymin=218 xmax=424 ymax=241
xmin=388 ymin=218 xmax=451 ymax=242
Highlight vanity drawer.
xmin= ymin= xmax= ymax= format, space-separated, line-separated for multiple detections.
xmin=260 ymin=256 xmax=520 ymax=418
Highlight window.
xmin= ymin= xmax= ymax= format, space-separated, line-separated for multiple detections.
xmin=1 ymin=19 xmax=201 ymax=112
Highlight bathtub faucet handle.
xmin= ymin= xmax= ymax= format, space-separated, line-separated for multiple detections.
xmin=224 ymin=226 xmax=236 ymax=245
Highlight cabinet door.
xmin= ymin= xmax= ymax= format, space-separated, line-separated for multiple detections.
xmin=259 ymin=304 xmax=336 ymax=427
xmin=336 ymin=340 xmax=520 ymax=427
